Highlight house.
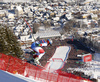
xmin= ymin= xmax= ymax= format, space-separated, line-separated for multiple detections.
xmin=65 ymin=13 xmax=73 ymax=20
xmin=0 ymin=10 xmax=6 ymax=17
xmin=82 ymin=14 xmax=90 ymax=19
xmin=15 ymin=6 xmax=23 ymax=17
xmin=8 ymin=13 xmax=15 ymax=19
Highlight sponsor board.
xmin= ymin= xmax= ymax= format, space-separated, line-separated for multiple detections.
xmin=82 ymin=54 xmax=92 ymax=62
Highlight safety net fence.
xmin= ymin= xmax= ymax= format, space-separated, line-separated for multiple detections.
xmin=0 ymin=53 xmax=92 ymax=82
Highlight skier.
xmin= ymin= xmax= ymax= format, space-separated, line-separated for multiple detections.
xmin=30 ymin=39 xmax=53 ymax=65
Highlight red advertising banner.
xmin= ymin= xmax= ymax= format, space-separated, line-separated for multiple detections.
xmin=82 ymin=54 xmax=92 ymax=62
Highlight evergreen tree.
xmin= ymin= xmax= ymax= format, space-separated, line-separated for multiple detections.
xmin=0 ymin=25 xmax=23 ymax=58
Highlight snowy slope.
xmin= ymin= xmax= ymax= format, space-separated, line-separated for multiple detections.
xmin=94 ymin=53 xmax=100 ymax=62
xmin=0 ymin=70 xmax=40 ymax=82
xmin=0 ymin=70 xmax=27 ymax=82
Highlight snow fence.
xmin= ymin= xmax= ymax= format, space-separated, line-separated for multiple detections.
xmin=0 ymin=53 xmax=92 ymax=82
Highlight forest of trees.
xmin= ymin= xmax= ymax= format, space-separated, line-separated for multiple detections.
xmin=0 ymin=25 xmax=23 ymax=58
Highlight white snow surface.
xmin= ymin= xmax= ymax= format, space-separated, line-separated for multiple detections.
xmin=45 ymin=46 xmax=71 ymax=72
xmin=94 ymin=53 xmax=100 ymax=62
xmin=50 ymin=46 xmax=71 ymax=61
xmin=0 ymin=70 xmax=41 ymax=82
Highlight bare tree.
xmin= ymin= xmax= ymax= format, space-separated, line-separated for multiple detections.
xmin=32 ymin=23 xmax=40 ymax=34
xmin=63 ymin=20 xmax=76 ymax=33
xmin=81 ymin=23 xmax=87 ymax=28
xmin=98 ymin=20 xmax=100 ymax=27
xmin=90 ymin=21 xmax=95 ymax=28
xmin=43 ymin=21 xmax=51 ymax=30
